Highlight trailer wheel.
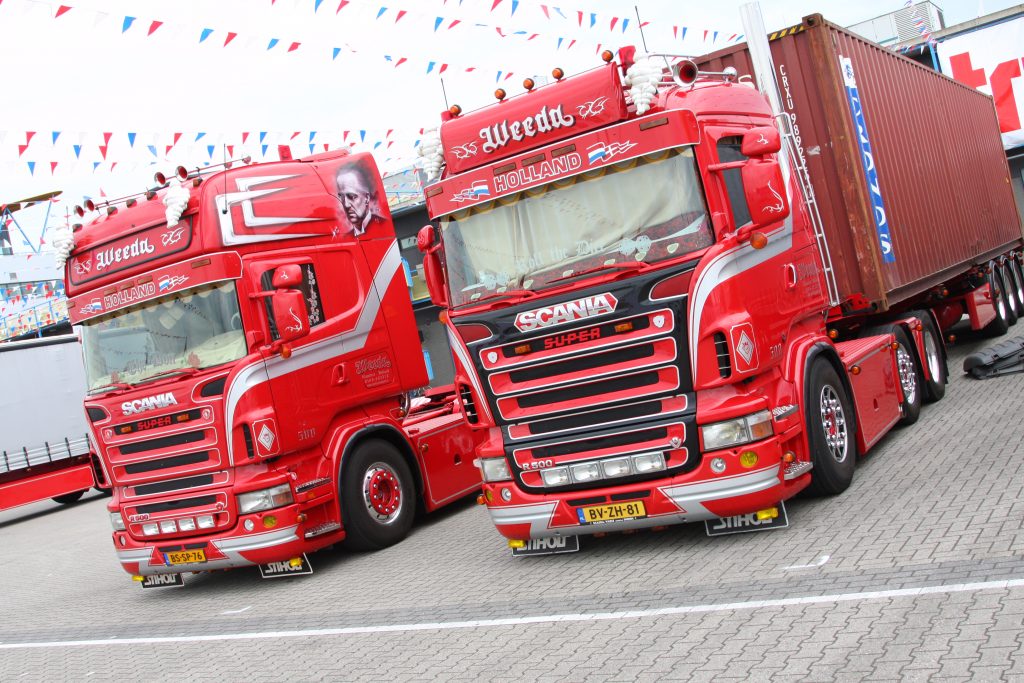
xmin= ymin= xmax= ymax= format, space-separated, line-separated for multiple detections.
xmin=51 ymin=490 xmax=86 ymax=505
xmin=891 ymin=327 xmax=923 ymax=426
xmin=803 ymin=360 xmax=856 ymax=497
xmin=912 ymin=312 xmax=947 ymax=403
xmin=1000 ymin=262 xmax=1021 ymax=322
xmin=1009 ymin=258 xmax=1024 ymax=314
xmin=340 ymin=439 xmax=415 ymax=551
xmin=985 ymin=266 xmax=1011 ymax=337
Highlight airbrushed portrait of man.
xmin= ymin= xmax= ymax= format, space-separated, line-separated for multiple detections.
xmin=335 ymin=161 xmax=385 ymax=237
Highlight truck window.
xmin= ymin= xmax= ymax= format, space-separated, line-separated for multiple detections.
xmin=716 ymin=137 xmax=753 ymax=228
xmin=260 ymin=264 xmax=324 ymax=340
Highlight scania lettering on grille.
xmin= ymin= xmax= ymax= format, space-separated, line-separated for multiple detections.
xmin=514 ymin=293 xmax=618 ymax=332
xmin=122 ymin=392 xmax=178 ymax=416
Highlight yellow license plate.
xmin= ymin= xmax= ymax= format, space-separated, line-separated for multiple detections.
xmin=578 ymin=501 xmax=647 ymax=524
xmin=166 ymin=549 xmax=206 ymax=565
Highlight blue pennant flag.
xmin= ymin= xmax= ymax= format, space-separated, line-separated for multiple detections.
xmin=200 ymin=28 xmax=213 ymax=43
xmin=52 ymin=131 xmax=61 ymax=144
xmin=127 ymin=132 xmax=136 ymax=147
xmin=73 ymin=144 xmax=82 ymax=158
xmin=332 ymin=47 xmax=342 ymax=60
xmin=122 ymin=16 xmax=135 ymax=33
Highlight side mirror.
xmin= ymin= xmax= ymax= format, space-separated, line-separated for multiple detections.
xmin=271 ymin=289 xmax=309 ymax=343
xmin=741 ymin=159 xmax=790 ymax=229
xmin=741 ymin=126 xmax=781 ymax=156
xmin=417 ymin=225 xmax=449 ymax=309
xmin=272 ymin=264 xmax=301 ymax=289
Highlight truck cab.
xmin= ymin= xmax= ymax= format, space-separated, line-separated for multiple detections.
xmin=62 ymin=151 xmax=481 ymax=579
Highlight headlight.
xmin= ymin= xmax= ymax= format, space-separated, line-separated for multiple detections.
xmin=141 ymin=523 xmax=159 ymax=536
xmin=479 ymin=457 xmax=512 ymax=483
xmin=540 ymin=467 xmax=570 ymax=487
xmin=701 ymin=410 xmax=774 ymax=451
xmin=110 ymin=512 xmax=126 ymax=531
xmin=237 ymin=483 xmax=294 ymax=515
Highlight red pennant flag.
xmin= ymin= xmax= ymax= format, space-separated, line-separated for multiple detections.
xmin=290 ymin=131 xmax=301 ymax=140
xmin=567 ymin=39 xmax=576 ymax=49
xmin=496 ymin=26 xmax=506 ymax=37
xmin=50 ymin=161 xmax=58 ymax=173
xmin=103 ymin=132 xmax=112 ymax=145
xmin=166 ymin=145 xmax=173 ymax=154
xmin=323 ymin=144 xmax=329 ymax=152
xmin=595 ymin=43 xmax=602 ymax=55
xmin=17 ymin=145 xmax=28 ymax=157
xmin=148 ymin=20 xmax=163 ymax=35
xmin=465 ymin=66 xmax=476 ymax=72
xmin=703 ymin=30 xmax=708 ymax=41
xmin=111 ymin=162 xmax=118 ymax=171
xmin=55 ymin=5 xmax=72 ymax=18
xmin=540 ymin=5 xmax=550 ymax=19
xmin=225 ymin=32 xmax=237 ymax=46
xmin=336 ymin=0 xmax=349 ymax=12
xmin=394 ymin=57 xmax=407 ymax=67
xmin=505 ymin=72 xmax=515 ymax=80
xmin=395 ymin=10 xmax=406 ymax=22
xmin=387 ymin=141 xmax=394 ymax=149
xmin=577 ymin=11 xmax=583 ymax=26
xmin=173 ymin=132 xmax=182 ymax=146
xmin=227 ymin=145 xmax=234 ymax=156
xmin=288 ymin=41 xmax=300 ymax=51
xmin=386 ymin=129 xmax=393 ymax=137
xmin=673 ymin=26 xmax=678 ymax=39
xmin=26 ymin=131 xmax=36 ymax=145
xmin=610 ymin=17 xmax=618 ymax=31
xmin=242 ymin=131 xmax=250 ymax=143
xmin=527 ymin=34 xmax=538 ymax=40
xmin=491 ymin=0 xmax=503 ymax=9
xmin=99 ymin=145 xmax=108 ymax=160
xmin=448 ymin=19 xmax=460 ymax=29
xmin=343 ymin=131 xmax=350 ymax=142
xmin=438 ymin=63 xmax=448 ymax=74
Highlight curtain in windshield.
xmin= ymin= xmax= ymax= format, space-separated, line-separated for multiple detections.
xmin=441 ymin=149 xmax=711 ymax=306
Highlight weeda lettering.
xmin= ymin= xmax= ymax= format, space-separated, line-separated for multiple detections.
xmin=479 ymin=104 xmax=575 ymax=154
xmin=515 ymin=293 xmax=618 ymax=332
xmin=96 ymin=237 xmax=156 ymax=271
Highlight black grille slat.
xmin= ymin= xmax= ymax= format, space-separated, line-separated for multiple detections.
xmin=530 ymin=427 xmax=668 ymax=460
xmin=133 ymin=475 xmax=214 ymax=496
xmin=119 ymin=430 xmax=205 ymax=455
xmin=135 ymin=494 xmax=217 ymax=514
xmin=713 ymin=332 xmax=731 ymax=378
xmin=508 ymin=344 xmax=656 ymax=384
xmin=123 ymin=451 xmax=209 ymax=474
xmin=515 ymin=371 xmax=660 ymax=409
xmin=519 ymin=400 xmax=666 ymax=437
xmin=242 ymin=424 xmax=255 ymax=459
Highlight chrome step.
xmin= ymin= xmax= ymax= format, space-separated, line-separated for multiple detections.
xmin=303 ymin=521 xmax=342 ymax=539
xmin=783 ymin=461 xmax=813 ymax=480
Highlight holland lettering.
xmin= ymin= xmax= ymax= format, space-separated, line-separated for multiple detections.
xmin=493 ymin=153 xmax=583 ymax=194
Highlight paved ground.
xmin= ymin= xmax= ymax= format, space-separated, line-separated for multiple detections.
xmin=1 ymin=329 xmax=1023 ymax=681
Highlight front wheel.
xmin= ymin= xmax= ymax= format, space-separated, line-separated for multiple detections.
xmin=340 ymin=439 xmax=416 ymax=551
xmin=52 ymin=490 xmax=86 ymax=505
xmin=803 ymin=360 xmax=857 ymax=497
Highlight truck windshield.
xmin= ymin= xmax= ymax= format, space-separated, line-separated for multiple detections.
xmin=440 ymin=148 xmax=713 ymax=307
xmin=81 ymin=280 xmax=246 ymax=393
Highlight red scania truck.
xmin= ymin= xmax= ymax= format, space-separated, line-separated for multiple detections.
xmin=60 ymin=150 xmax=482 ymax=585
xmin=416 ymin=12 xmax=1024 ymax=552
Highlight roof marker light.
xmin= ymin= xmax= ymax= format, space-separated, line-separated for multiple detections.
xmin=551 ymin=67 xmax=564 ymax=80
xmin=523 ymin=78 xmax=535 ymax=91
xmin=601 ymin=50 xmax=614 ymax=63
xmin=494 ymin=88 xmax=506 ymax=101
xmin=106 ymin=206 xmax=117 ymax=216
xmin=448 ymin=104 xmax=462 ymax=116
xmin=154 ymin=171 xmax=168 ymax=185
xmin=126 ymin=198 xmax=137 ymax=208
xmin=74 ymin=205 xmax=85 ymax=217
xmin=84 ymin=199 xmax=96 ymax=212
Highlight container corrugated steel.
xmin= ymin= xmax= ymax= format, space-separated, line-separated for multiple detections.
xmin=698 ymin=15 xmax=1023 ymax=311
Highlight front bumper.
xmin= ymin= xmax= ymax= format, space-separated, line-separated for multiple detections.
xmin=487 ymin=441 xmax=795 ymax=540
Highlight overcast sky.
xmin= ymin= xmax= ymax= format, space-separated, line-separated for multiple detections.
xmin=1 ymin=0 xmax=1017 ymax=246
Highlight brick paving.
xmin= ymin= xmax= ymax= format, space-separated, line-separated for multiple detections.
xmin=1 ymin=331 xmax=1023 ymax=680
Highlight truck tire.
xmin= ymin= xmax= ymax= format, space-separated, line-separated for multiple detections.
xmin=1009 ymin=258 xmax=1024 ymax=314
xmin=891 ymin=327 xmax=923 ymax=426
xmin=1000 ymin=262 xmax=1021 ymax=322
xmin=912 ymin=312 xmax=947 ymax=403
xmin=51 ymin=490 xmax=86 ymax=505
xmin=985 ymin=266 xmax=1011 ymax=337
xmin=340 ymin=439 xmax=415 ymax=551
xmin=803 ymin=360 xmax=856 ymax=497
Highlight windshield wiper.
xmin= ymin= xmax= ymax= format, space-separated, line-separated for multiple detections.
xmin=89 ymin=381 xmax=132 ymax=395
xmin=460 ymin=288 xmax=537 ymax=307
xmin=547 ymin=261 xmax=650 ymax=284
xmin=131 ymin=366 xmax=199 ymax=387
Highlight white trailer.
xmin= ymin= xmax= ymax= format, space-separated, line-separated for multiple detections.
xmin=0 ymin=334 xmax=100 ymax=511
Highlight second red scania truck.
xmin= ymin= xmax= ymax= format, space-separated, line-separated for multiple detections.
xmin=416 ymin=11 xmax=1024 ymax=552
xmin=59 ymin=150 xmax=482 ymax=585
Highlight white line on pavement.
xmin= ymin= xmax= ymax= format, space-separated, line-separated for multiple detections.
xmin=220 ymin=606 xmax=253 ymax=615
xmin=3 ymin=577 xmax=1023 ymax=650
xmin=784 ymin=554 xmax=830 ymax=570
